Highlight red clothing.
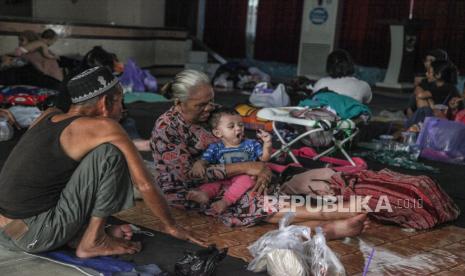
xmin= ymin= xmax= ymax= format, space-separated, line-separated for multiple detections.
xmin=199 ymin=175 xmax=255 ymax=205
xmin=455 ymin=109 xmax=465 ymax=124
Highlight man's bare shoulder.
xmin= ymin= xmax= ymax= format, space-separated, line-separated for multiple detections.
xmin=69 ymin=116 xmax=122 ymax=135
xmin=61 ymin=116 xmax=126 ymax=161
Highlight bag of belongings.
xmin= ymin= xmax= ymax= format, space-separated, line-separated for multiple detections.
xmin=175 ymin=245 xmax=228 ymax=276
xmin=249 ymin=82 xmax=290 ymax=108
xmin=248 ymin=212 xmax=345 ymax=276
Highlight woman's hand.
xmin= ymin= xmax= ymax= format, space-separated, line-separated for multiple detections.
xmin=165 ymin=224 xmax=205 ymax=245
xmin=190 ymin=160 xmax=207 ymax=179
xmin=247 ymin=162 xmax=272 ymax=196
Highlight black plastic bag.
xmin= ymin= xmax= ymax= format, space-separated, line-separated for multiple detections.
xmin=174 ymin=245 xmax=228 ymax=276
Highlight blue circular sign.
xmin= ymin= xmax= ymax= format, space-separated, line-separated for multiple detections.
xmin=309 ymin=7 xmax=328 ymax=25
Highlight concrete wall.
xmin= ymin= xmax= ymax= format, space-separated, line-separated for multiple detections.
xmin=0 ymin=35 xmax=185 ymax=67
xmin=32 ymin=0 xmax=165 ymax=27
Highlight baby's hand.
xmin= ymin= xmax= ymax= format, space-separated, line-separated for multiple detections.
xmin=190 ymin=160 xmax=207 ymax=179
xmin=257 ymin=129 xmax=272 ymax=145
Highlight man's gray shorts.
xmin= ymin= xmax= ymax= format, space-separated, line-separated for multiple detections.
xmin=0 ymin=143 xmax=134 ymax=253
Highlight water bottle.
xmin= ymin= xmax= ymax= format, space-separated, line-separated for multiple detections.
xmin=408 ymin=144 xmax=421 ymax=161
xmin=0 ymin=116 xmax=13 ymax=141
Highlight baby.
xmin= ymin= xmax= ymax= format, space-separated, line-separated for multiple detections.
xmin=15 ymin=29 xmax=59 ymax=60
xmin=187 ymin=107 xmax=272 ymax=214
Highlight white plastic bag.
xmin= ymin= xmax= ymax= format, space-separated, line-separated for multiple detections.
xmin=8 ymin=106 xmax=42 ymax=128
xmin=308 ymin=227 xmax=346 ymax=276
xmin=247 ymin=212 xmax=345 ymax=276
xmin=249 ymin=82 xmax=290 ymax=107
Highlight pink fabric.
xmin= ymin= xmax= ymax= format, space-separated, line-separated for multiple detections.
xmin=266 ymin=162 xmax=301 ymax=173
xmin=291 ymin=147 xmax=367 ymax=173
xmin=199 ymin=174 xmax=255 ymax=204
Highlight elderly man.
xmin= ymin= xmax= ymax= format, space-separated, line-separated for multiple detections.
xmin=0 ymin=66 xmax=197 ymax=258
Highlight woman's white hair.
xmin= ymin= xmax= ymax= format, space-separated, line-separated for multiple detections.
xmin=171 ymin=69 xmax=210 ymax=102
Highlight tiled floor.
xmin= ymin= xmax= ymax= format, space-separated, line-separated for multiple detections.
xmin=115 ymin=201 xmax=465 ymax=275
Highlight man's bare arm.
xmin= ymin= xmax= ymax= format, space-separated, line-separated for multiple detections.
xmin=62 ymin=118 xmax=177 ymax=227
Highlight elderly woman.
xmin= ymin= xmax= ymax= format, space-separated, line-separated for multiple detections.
xmin=151 ymin=70 xmax=368 ymax=239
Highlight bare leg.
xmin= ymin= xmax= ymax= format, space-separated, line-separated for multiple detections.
xmin=266 ymin=213 xmax=369 ymax=240
xmin=300 ymin=214 xmax=369 ymax=240
xmin=76 ymin=217 xmax=141 ymax=258
xmin=266 ymin=202 xmax=363 ymax=224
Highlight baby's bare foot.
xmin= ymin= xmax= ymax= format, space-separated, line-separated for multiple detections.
xmin=186 ymin=190 xmax=210 ymax=204
xmin=211 ymin=199 xmax=230 ymax=214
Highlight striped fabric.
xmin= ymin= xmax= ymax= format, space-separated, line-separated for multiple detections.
xmin=330 ymin=169 xmax=460 ymax=230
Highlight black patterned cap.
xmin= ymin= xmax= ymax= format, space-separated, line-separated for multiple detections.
xmin=67 ymin=66 xmax=119 ymax=104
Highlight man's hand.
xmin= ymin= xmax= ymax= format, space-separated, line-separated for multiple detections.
xmin=165 ymin=224 xmax=205 ymax=245
xmin=190 ymin=160 xmax=207 ymax=179
xmin=247 ymin=162 xmax=272 ymax=196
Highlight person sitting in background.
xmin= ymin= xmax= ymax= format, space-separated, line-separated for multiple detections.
xmin=15 ymin=29 xmax=59 ymax=60
xmin=407 ymin=49 xmax=449 ymax=117
xmin=413 ymin=49 xmax=449 ymax=87
xmin=187 ymin=107 xmax=272 ymax=214
xmin=313 ymin=49 xmax=372 ymax=104
xmin=20 ymin=29 xmax=63 ymax=81
xmin=406 ymin=60 xmax=460 ymax=129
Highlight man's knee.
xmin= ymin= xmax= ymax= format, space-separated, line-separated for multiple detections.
xmin=91 ymin=143 xmax=125 ymax=161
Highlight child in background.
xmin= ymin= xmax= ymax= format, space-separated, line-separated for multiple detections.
xmin=407 ymin=49 xmax=449 ymax=118
xmin=406 ymin=60 xmax=460 ymax=128
xmin=15 ymin=29 xmax=59 ymax=60
xmin=187 ymin=107 xmax=272 ymax=214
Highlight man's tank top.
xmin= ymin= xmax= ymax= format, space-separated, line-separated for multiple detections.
xmin=0 ymin=111 xmax=81 ymax=219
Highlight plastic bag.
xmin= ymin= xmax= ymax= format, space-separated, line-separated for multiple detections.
xmin=174 ymin=245 xmax=227 ymax=276
xmin=119 ymin=59 xmax=158 ymax=92
xmin=0 ymin=116 xmax=14 ymax=141
xmin=249 ymin=82 xmax=290 ymax=108
xmin=143 ymin=69 xmax=158 ymax=92
xmin=8 ymin=105 xmax=42 ymax=128
xmin=416 ymin=117 xmax=465 ymax=164
xmin=247 ymin=213 xmax=345 ymax=276
xmin=308 ymin=227 xmax=346 ymax=276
